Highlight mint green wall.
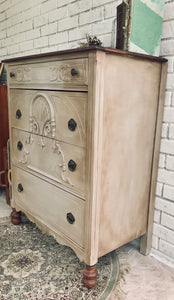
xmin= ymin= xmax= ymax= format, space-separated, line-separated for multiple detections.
xmin=129 ymin=0 xmax=164 ymax=56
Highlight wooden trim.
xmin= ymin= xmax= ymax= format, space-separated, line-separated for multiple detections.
xmin=140 ymin=61 xmax=168 ymax=255
xmin=2 ymin=47 xmax=167 ymax=64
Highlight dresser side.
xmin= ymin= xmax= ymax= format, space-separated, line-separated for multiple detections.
xmin=98 ymin=53 xmax=165 ymax=257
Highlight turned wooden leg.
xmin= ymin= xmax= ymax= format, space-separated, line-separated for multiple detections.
xmin=11 ymin=208 xmax=21 ymax=225
xmin=82 ymin=265 xmax=98 ymax=289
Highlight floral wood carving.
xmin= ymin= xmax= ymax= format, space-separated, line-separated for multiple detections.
xmin=16 ymin=68 xmax=31 ymax=82
xmin=50 ymin=65 xmax=72 ymax=82
xmin=30 ymin=93 xmax=56 ymax=141
xmin=53 ymin=140 xmax=74 ymax=187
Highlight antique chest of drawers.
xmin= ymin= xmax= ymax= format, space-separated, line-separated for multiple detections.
xmin=4 ymin=47 xmax=167 ymax=288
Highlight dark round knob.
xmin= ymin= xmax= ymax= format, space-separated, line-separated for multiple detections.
xmin=17 ymin=141 xmax=23 ymax=151
xmin=16 ymin=109 xmax=22 ymax=119
xmin=68 ymin=159 xmax=77 ymax=172
xmin=17 ymin=183 xmax=23 ymax=192
xmin=66 ymin=213 xmax=75 ymax=224
xmin=10 ymin=72 xmax=15 ymax=78
xmin=68 ymin=118 xmax=77 ymax=131
xmin=71 ymin=68 xmax=78 ymax=76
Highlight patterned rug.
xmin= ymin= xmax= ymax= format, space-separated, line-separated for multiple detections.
xmin=0 ymin=216 xmax=119 ymax=300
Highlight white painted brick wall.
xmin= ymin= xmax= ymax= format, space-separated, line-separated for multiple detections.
xmin=0 ymin=0 xmax=174 ymax=268
xmin=152 ymin=1 xmax=174 ymax=267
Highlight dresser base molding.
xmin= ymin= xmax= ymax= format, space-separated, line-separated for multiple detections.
xmin=11 ymin=208 xmax=21 ymax=225
xmin=82 ymin=265 xmax=98 ymax=289
xmin=11 ymin=204 xmax=85 ymax=262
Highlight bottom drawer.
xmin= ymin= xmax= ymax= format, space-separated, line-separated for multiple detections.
xmin=12 ymin=166 xmax=85 ymax=248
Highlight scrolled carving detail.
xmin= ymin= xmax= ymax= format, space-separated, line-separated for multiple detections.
xmin=53 ymin=140 xmax=74 ymax=187
xmin=15 ymin=68 xmax=31 ymax=82
xmin=49 ymin=64 xmax=72 ymax=82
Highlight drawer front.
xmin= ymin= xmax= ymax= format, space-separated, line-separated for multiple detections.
xmin=12 ymin=128 xmax=86 ymax=197
xmin=12 ymin=166 xmax=85 ymax=248
xmin=8 ymin=58 xmax=88 ymax=90
xmin=10 ymin=89 xmax=87 ymax=147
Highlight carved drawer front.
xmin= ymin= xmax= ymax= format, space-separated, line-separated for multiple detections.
xmin=10 ymin=89 xmax=87 ymax=147
xmin=12 ymin=128 xmax=86 ymax=197
xmin=8 ymin=58 xmax=88 ymax=90
xmin=13 ymin=166 xmax=85 ymax=248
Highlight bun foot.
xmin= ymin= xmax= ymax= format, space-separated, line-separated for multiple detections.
xmin=11 ymin=208 xmax=21 ymax=225
xmin=82 ymin=265 xmax=98 ymax=289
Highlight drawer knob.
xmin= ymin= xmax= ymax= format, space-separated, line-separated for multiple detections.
xmin=67 ymin=213 xmax=75 ymax=224
xmin=68 ymin=159 xmax=77 ymax=172
xmin=71 ymin=68 xmax=78 ymax=76
xmin=16 ymin=109 xmax=22 ymax=119
xmin=17 ymin=141 xmax=23 ymax=151
xmin=17 ymin=183 xmax=23 ymax=192
xmin=10 ymin=72 xmax=15 ymax=78
xmin=68 ymin=118 xmax=77 ymax=131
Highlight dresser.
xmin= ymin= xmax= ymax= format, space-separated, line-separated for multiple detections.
xmin=4 ymin=47 xmax=167 ymax=288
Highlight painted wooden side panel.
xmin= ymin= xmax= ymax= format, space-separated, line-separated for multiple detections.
xmin=98 ymin=54 xmax=162 ymax=257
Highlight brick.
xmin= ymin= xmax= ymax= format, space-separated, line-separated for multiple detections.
xmin=79 ymin=0 xmax=92 ymax=12
xmin=41 ymin=0 xmax=57 ymax=14
xmin=49 ymin=7 xmax=68 ymax=22
xmin=79 ymin=7 xmax=104 ymax=26
xmin=0 ymin=47 xmax=7 ymax=58
xmin=169 ymin=124 xmax=174 ymax=139
xmin=161 ymin=213 xmax=174 ymax=230
xmin=57 ymin=0 xmax=74 ymax=8
xmin=152 ymin=235 xmax=159 ymax=249
xmin=7 ymin=20 xmax=33 ymax=37
xmin=153 ymin=224 xmax=174 ymax=245
xmin=154 ymin=209 xmax=161 ymax=223
xmin=160 ymin=139 xmax=174 ymax=155
xmin=40 ymin=45 xmax=58 ymax=53
xmin=160 ymin=40 xmax=174 ymax=56
xmin=49 ymin=31 xmax=68 ymax=45
xmin=163 ymin=2 xmax=174 ymax=21
xmin=20 ymin=40 xmax=33 ymax=52
xmin=93 ymin=0 xmax=114 ymax=8
xmin=104 ymin=1 xmax=121 ymax=18
xmin=34 ymin=36 xmax=48 ymax=48
xmin=69 ymin=24 xmax=92 ymax=41
xmin=92 ymin=19 xmax=113 ymax=35
xmin=0 ymin=11 xmax=6 ymax=22
xmin=157 ymin=168 xmax=174 ymax=185
xmin=59 ymin=15 xmax=78 ymax=31
xmin=34 ymin=14 xmax=48 ymax=28
xmin=155 ymin=197 xmax=174 ymax=215
xmin=164 ymin=92 xmax=172 ymax=106
xmin=8 ymin=44 xmax=20 ymax=55
xmin=163 ymin=107 xmax=174 ymax=123
xmin=166 ymin=155 xmax=174 ymax=171
xmin=25 ymin=29 xmax=40 ymax=41
xmin=163 ymin=184 xmax=174 ymax=201
xmin=158 ymin=153 xmax=166 ymax=168
xmin=0 ymin=0 xmax=10 ymax=13
xmin=159 ymin=239 xmax=174 ymax=259
xmin=41 ymin=22 xmax=57 ymax=36
xmin=161 ymin=20 xmax=174 ymax=39
xmin=166 ymin=73 xmax=174 ymax=90
xmin=68 ymin=2 xmax=80 ymax=16
xmin=0 ymin=29 xmax=6 ymax=40
xmin=172 ymin=93 xmax=174 ymax=107
xmin=156 ymin=182 xmax=163 ymax=197
xmin=161 ymin=123 xmax=168 ymax=138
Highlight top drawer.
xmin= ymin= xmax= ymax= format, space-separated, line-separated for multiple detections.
xmin=8 ymin=58 xmax=88 ymax=91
